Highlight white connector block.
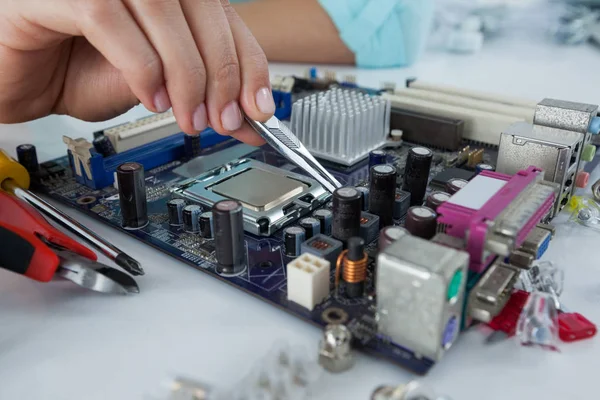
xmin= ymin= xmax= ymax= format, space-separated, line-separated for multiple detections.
xmin=287 ymin=253 xmax=330 ymax=311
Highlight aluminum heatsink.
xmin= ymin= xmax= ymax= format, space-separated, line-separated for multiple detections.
xmin=290 ymin=88 xmax=390 ymax=166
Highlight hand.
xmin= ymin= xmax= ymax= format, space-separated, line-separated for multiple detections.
xmin=0 ymin=0 xmax=273 ymax=146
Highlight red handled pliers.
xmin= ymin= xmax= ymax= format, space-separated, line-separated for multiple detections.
xmin=0 ymin=191 xmax=139 ymax=294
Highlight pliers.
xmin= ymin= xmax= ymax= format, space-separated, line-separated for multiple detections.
xmin=0 ymin=191 xmax=139 ymax=294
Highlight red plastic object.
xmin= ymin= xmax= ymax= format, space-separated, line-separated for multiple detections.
xmin=558 ymin=312 xmax=597 ymax=342
xmin=576 ymin=171 xmax=590 ymax=189
xmin=487 ymin=290 xmax=530 ymax=336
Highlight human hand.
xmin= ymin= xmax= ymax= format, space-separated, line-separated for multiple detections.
xmin=0 ymin=0 xmax=273 ymax=145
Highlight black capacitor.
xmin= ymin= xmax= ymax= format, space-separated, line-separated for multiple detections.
xmin=356 ymin=186 xmax=370 ymax=211
xmin=16 ymin=144 xmax=39 ymax=174
xmin=183 ymin=205 xmax=202 ymax=233
xmin=300 ymin=217 xmax=320 ymax=239
xmin=368 ymin=164 xmax=397 ymax=228
xmin=378 ymin=226 xmax=409 ymax=251
xmin=446 ymin=178 xmax=468 ymax=195
xmin=184 ymin=134 xmax=201 ymax=158
xmin=405 ymin=206 xmax=437 ymax=239
xmin=313 ymin=209 xmax=333 ymax=236
xmin=332 ymin=187 xmax=362 ymax=243
xmin=284 ymin=226 xmax=306 ymax=257
xmin=426 ymin=191 xmax=451 ymax=212
xmin=402 ymin=146 xmax=433 ymax=206
xmin=345 ymin=237 xmax=366 ymax=298
xmin=116 ymin=162 xmax=148 ymax=230
xmin=213 ymin=200 xmax=246 ymax=276
xmin=369 ymin=150 xmax=387 ymax=169
xmin=199 ymin=211 xmax=214 ymax=238
xmin=92 ymin=135 xmax=116 ymax=157
xmin=167 ymin=199 xmax=186 ymax=226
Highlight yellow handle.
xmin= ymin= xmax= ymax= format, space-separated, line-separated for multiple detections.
xmin=0 ymin=149 xmax=30 ymax=192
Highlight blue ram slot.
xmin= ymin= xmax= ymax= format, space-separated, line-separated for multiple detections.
xmin=71 ymin=128 xmax=230 ymax=189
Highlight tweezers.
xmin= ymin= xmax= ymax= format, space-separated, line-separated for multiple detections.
xmin=245 ymin=116 xmax=342 ymax=193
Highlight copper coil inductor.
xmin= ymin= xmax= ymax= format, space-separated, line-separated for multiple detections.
xmin=335 ymin=237 xmax=368 ymax=298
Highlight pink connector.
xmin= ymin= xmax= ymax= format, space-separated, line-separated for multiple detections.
xmin=437 ymin=166 xmax=556 ymax=273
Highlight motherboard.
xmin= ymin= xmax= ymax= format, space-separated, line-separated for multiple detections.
xmin=24 ymin=74 xmax=600 ymax=375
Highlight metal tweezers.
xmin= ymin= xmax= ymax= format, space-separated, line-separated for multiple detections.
xmin=245 ymin=116 xmax=342 ymax=193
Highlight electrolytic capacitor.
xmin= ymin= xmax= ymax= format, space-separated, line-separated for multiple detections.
xmin=405 ymin=206 xmax=437 ymax=239
xmin=313 ymin=209 xmax=333 ymax=236
xmin=184 ymin=134 xmax=201 ymax=159
xmin=183 ymin=205 xmax=202 ymax=233
xmin=300 ymin=217 xmax=320 ymax=239
xmin=343 ymin=237 xmax=367 ymax=298
xmin=92 ymin=135 xmax=117 ymax=157
xmin=368 ymin=164 xmax=397 ymax=228
xmin=402 ymin=146 xmax=433 ymax=206
xmin=426 ymin=191 xmax=451 ymax=212
xmin=476 ymin=163 xmax=495 ymax=174
xmin=16 ymin=144 xmax=39 ymax=174
xmin=167 ymin=198 xmax=186 ymax=226
xmin=378 ymin=226 xmax=409 ymax=251
xmin=116 ymin=162 xmax=148 ymax=230
xmin=213 ymin=200 xmax=246 ymax=276
xmin=199 ymin=211 xmax=214 ymax=238
xmin=369 ymin=150 xmax=387 ymax=169
xmin=332 ymin=187 xmax=362 ymax=243
xmin=356 ymin=186 xmax=370 ymax=211
xmin=284 ymin=226 xmax=306 ymax=257
xmin=446 ymin=178 xmax=468 ymax=195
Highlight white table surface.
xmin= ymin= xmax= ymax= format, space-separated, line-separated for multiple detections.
xmin=1 ymin=35 xmax=600 ymax=400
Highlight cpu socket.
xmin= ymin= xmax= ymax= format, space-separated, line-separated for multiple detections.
xmin=171 ymin=159 xmax=330 ymax=236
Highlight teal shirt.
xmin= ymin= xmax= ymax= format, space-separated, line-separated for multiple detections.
xmin=230 ymin=0 xmax=434 ymax=68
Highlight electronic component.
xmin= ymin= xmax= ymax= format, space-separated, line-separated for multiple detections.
xmin=437 ymin=166 xmax=557 ymax=273
xmin=405 ymin=206 xmax=437 ymax=239
xmin=467 ymin=149 xmax=484 ymax=167
xmin=390 ymin=129 xmax=403 ymax=141
xmin=356 ymin=186 xmax=370 ymax=211
xmin=389 ymin=108 xmax=464 ymax=151
xmin=92 ymin=135 xmax=116 ymax=157
xmin=318 ymin=324 xmax=354 ymax=373
xmin=445 ymin=178 xmax=468 ymax=194
xmin=171 ymin=159 xmax=329 ymax=236
xmin=533 ymin=98 xmax=599 ymax=135
xmin=368 ymin=164 xmax=397 ymax=227
xmin=299 ymin=217 xmax=320 ymax=239
xmin=184 ymin=134 xmax=201 ymax=159
xmin=369 ymin=150 xmax=387 ymax=169
xmin=496 ymin=122 xmax=584 ymax=216
xmin=431 ymin=167 xmax=475 ymax=188
xmin=360 ymin=212 xmax=380 ymax=244
xmin=286 ymin=253 xmax=330 ymax=310
xmin=183 ymin=205 xmax=202 ymax=233
xmin=116 ymin=162 xmax=148 ymax=230
xmin=393 ymin=190 xmax=411 ymax=219
xmin=426 ymin=191 xmax=451 ymax=212
xmin=337 ymin=237 xmax=368 ymax=298
xmin=332 ymin=187 xmax=362 ymax=243
xmin=290 ymin=88 xmax=390 ymax=166
xmin=431 ymin=233 xmax=465 ymax=250
xmin=509 ymin=250 xmax=535 ymax=269
xmin=102 ymin=111 xmax=180 ymax=153
xmin=199 ymin=211 xmax=214 ymax=239
xmin=301 ymin=234 xmax=343 ymax=265
xmin=520 ymin=226 xmax=552 ymax=259
xmin=284 ymin=226 xmax=306 ymax=258
xmin=402 ymin=147 xmax=433 ymax=206
xmin=378 ymin=226 xmax=409 ymax=251
xmin=167 ymin=198 xmax=186 ymax=226
xmin=467 ymin=260 xmax=520 ymax=323
xmin=476 ymin=163 xmax=495 ymax=174
xmin=313 ymin=209 xmax=333 ymax=236
xmin=16 ymin=144 xmax=39 ymax=174
xmin=213 ymin=200 xmax=246 ymax=277
xmin=377 ymin=234 xmax=469 ymax=361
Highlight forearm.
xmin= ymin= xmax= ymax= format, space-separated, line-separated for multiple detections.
xmin=232 ymin=0 xmax=355 ymax=65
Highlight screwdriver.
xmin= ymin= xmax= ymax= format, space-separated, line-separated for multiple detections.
xmin=0 ymin=149 xmax=144 ymax=276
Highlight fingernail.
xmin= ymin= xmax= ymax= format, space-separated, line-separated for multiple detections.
xmin=193 ymin=103 xmax=208 ymax=132
xmin=221 ymin=101 xmax=243 ymax=131
xmin=255 ymin=87 xmax=275 ymax=114
xmin=153 ymin=86 xmax=171 ymax=113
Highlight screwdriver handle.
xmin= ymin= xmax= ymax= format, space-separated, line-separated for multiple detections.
xmin=0 ymin=149 xmax=30 ymax=192
xmin=0 ymin=222 xmax=59 ymax=282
